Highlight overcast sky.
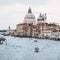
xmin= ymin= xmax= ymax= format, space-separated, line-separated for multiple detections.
xmin=0 ymin=0 xmax=60 ymax=30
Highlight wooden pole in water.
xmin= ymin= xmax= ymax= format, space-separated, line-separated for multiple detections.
xmin=6 ymin=40 xmax=7 ymax=45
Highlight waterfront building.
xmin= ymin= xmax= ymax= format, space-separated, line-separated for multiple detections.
xmin=13 ymin=7 xmax=60 ymax=39
xmin=15 ymin=7 xmax=36 ymax=37
xmin=37 ymin=13 xmax=47 ymax=38
xmin=32 ymin=25 xmax=38 ymax=38
xmin=16 ymin=23 xmax=32 ymax=37
xmin=16 ymin=23 xmax=27 ymax=36
xmin=6 ymin=26 xmax=15 ymax=35
xmin=50 ymin=29 xmax=60 ymax=39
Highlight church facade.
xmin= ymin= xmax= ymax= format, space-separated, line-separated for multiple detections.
xmin=14 ymin=7 xmax=60 ymax=38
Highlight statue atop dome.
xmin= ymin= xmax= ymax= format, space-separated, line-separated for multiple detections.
xmin=28 ymin=7 xmax=32 ymax=13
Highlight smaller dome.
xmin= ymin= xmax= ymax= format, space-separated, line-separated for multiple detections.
xmin=37 ymin=13 xmax=44 ymax=21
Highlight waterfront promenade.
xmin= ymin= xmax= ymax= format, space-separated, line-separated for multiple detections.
xmin=0 ymin=36 xmax=60 ymax=60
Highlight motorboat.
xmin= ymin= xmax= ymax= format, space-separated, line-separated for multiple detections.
xmin=34 ymin=40 xmax=38 ymax=42
xmin=0 ymin=35 xmax=6 ymax=44
xmin=35 ymin=47 xmax=39 ymax=52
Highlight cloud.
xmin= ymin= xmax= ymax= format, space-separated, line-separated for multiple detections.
xmin=45 ymin=0 xmax=60 ymax=23
xmin=0 ymin=0 xmax=48 ymax=5
xmin=0 ymin=3 xmax=28 ymax=29
xmin=0 ymin=0 xmax=60 ymax=29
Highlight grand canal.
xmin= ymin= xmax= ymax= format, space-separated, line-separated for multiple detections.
xmin=0 ymin=36 xmax=60 ymax=60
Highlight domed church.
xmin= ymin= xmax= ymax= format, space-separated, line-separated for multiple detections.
xmin=14 ymin=7 xmax=60 ymax=38
xmin=24 ymin=7 xmax=36 ymax=25
xmin=37 ymin=13 xmax=47 ymax=23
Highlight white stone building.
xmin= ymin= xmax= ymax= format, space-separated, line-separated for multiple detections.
xmin=14 ymin=7 xmax=60 ymax=39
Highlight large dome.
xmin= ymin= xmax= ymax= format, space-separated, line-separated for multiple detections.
xmin=24 ymin=13 xmax=35 ymax=19
xmin=24 ymin=7 xmax=35 ymax=19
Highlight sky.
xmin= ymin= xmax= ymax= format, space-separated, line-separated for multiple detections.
xmin=0 ymin=0 xmax=60 ymax=30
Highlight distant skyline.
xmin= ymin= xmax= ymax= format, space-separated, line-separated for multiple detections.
xmin=0 ymin=0 xmax=60 ymax=30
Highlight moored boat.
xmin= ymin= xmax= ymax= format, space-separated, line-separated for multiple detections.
xmin=0 ymin=35 xmax=6 ymax=44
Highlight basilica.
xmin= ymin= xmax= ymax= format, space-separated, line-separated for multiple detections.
xmin=13 ymin=7 xmax=60 ymax=39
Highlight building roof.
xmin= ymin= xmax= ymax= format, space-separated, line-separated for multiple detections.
xmin=45 ymin=28 xmax=56 ymax=31
xmin=17 ymin=23 xmax=27 ymax=26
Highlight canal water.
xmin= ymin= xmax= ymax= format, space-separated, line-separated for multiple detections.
xmin=0 ymin=36 xmax=60 ymax=60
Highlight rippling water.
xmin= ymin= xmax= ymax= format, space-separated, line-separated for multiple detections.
xmin=0 ymin=36 xmax=60 ymax=60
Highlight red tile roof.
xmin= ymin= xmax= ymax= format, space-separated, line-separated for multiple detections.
xmin=17 ymin=23 xmax=27 ymax=26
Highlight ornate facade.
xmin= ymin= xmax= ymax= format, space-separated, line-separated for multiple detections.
xmin=14 ymin=7 xmax=60 ymax=38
